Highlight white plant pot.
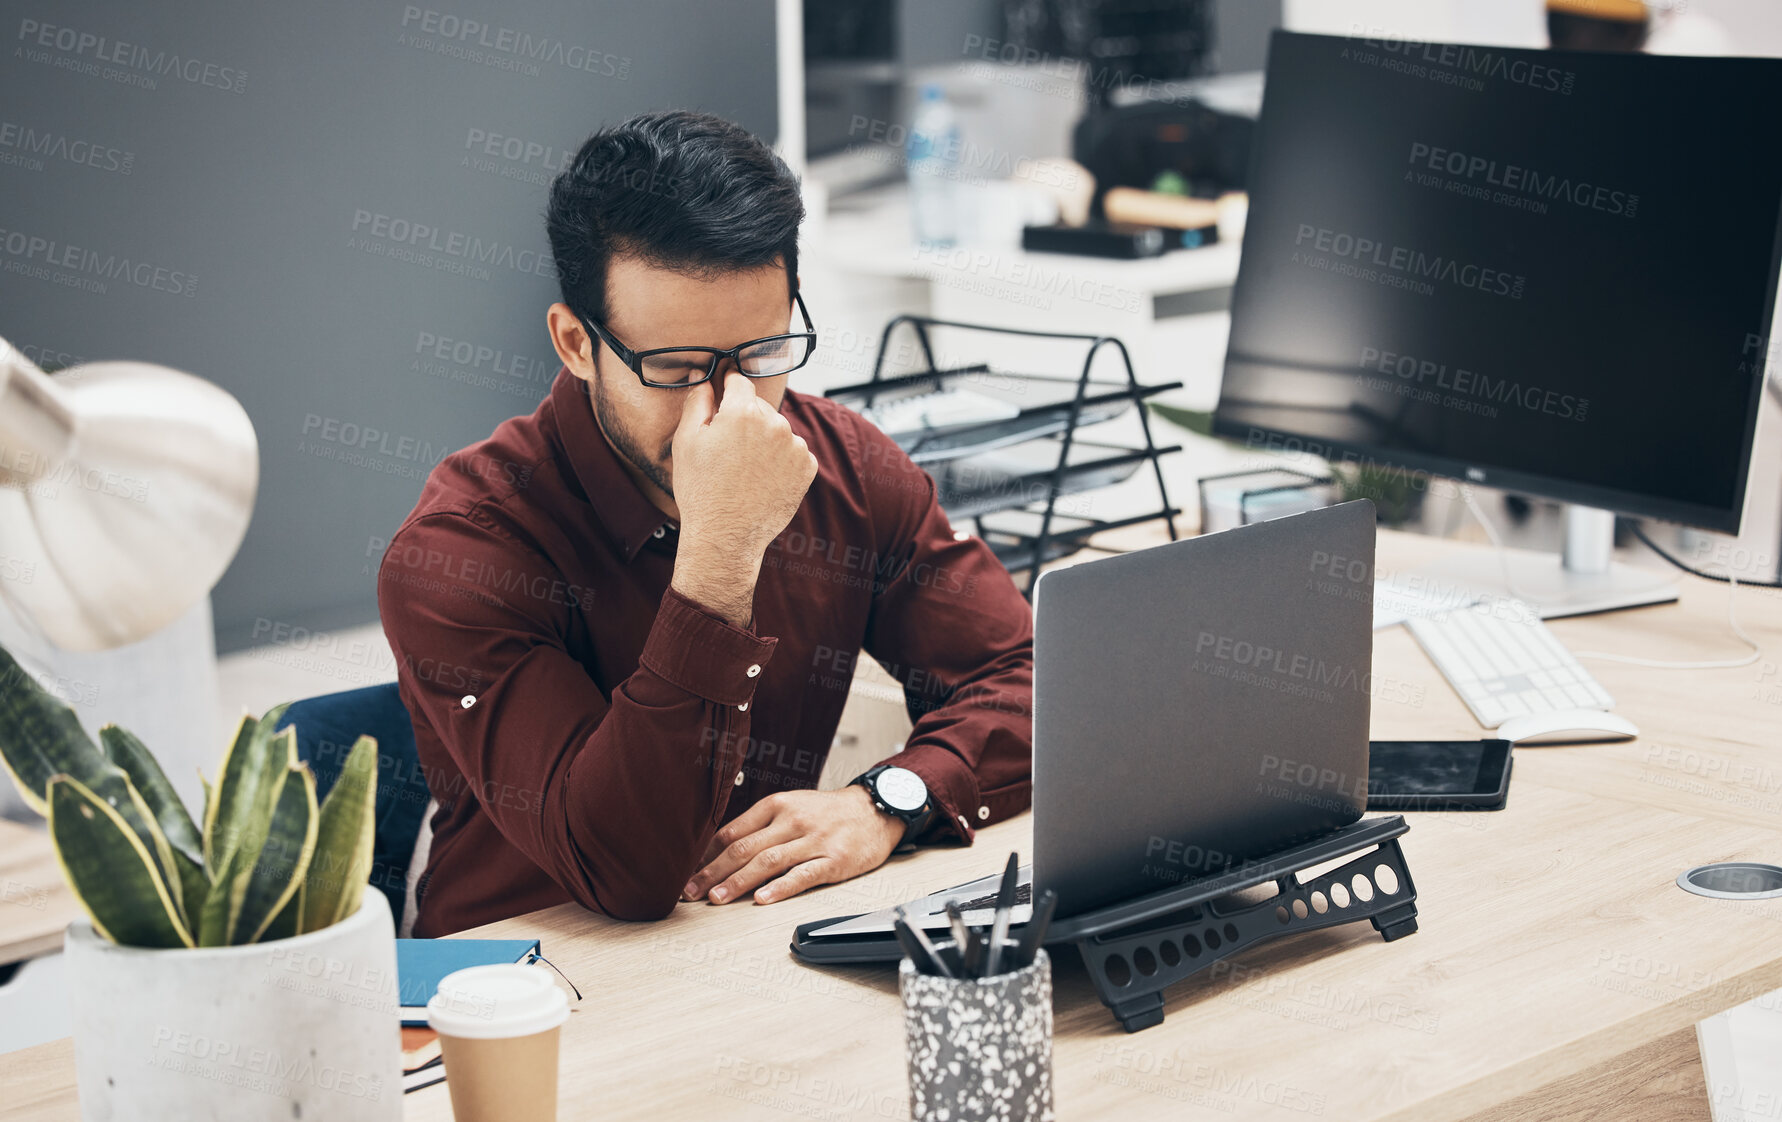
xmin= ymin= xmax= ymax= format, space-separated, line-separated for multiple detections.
xmin=63 ymin=890 xmax=402 ymax=1122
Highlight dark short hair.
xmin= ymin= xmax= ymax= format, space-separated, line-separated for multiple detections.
xmin=546 ymin=110 xmax=803 ymax=323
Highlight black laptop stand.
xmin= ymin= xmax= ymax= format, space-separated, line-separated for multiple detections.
xmin=1051 ymin=816 xmax=1418 ymax=1031
xmin=792 ymin=816 xmax=1417 ymax=1033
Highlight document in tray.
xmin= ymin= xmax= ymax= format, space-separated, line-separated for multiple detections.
xmin=859 ymin=387 xmax=1021 ymax=439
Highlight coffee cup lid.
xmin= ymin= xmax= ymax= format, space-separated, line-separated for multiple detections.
xmin=427 ymin=964 xmax=570 ymax=1039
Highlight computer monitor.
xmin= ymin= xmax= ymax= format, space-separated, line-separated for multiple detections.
xmin=1214 ymin=31 xmax=1782 ymax=615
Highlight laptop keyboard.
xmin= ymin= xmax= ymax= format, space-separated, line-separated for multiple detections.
xmin=951 ymin=882 xmax=1033 ymax=912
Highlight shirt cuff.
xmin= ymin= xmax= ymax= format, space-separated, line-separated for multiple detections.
xmin=880 ymin=744 xmax=988 ymax=845
xmin=637 ymin=586 xmax=778 ymax=707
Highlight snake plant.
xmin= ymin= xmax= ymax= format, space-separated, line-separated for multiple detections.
xmin=0 ymin=643 xmax=379 ymax=948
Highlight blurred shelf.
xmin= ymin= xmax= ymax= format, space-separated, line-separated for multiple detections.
xmin=934 ymin=440 xmax=1179 ymax=521
xmin=828 ymin=366 xmax=1182 ymax=466
xmin=825 ymin=314 xmax=1182 ymax=590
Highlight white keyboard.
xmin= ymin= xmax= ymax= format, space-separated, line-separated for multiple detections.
xmin=1407 ymin=604 xmax=1614 ymax=729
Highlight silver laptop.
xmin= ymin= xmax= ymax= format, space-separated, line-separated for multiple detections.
xmin=809 ymin=500 xmax=1376 ymax=937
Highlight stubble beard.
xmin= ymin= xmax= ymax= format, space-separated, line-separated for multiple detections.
xmin=593 ymin=372 xmax=676 ymax=499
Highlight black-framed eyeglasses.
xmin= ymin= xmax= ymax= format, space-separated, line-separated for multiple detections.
xmin=575 ymin=292 xmax=816 ymax=388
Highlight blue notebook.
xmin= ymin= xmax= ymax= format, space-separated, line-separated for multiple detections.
xmin=397 ymin=937 xmax=541 ymax=1026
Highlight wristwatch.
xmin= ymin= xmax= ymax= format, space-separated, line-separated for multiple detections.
xmin=851 ymin=765 xmax=934 ymax=844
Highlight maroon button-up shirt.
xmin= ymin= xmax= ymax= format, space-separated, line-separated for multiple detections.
xmin=378 ymin=369 xmax=1034 ymax=936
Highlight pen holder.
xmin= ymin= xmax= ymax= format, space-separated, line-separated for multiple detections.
xmin=900 ymin=947 xmax=1055 ymax=1122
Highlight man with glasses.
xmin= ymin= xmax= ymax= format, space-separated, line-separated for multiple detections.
xmin=379 ymin=111 xmax=1035 ymax=936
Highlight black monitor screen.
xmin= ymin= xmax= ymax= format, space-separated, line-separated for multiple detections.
xmin=1215 ymin=32 xmax=1782 ymax=532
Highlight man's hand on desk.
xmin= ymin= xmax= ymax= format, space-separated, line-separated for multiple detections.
xmin=681 ymin=786 xmax=905 ymax=906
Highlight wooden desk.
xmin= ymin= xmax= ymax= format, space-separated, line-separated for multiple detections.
xmin=5 ymin=529 xmax=1780 ymax=1120
xmin=0 ymin=818 xmax=80 ymax=966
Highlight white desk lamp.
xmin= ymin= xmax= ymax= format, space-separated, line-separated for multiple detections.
xmin=0 ymin=336 xmax=257 ymax=651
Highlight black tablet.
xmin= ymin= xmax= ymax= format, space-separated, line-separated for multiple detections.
xmin=1366 ymin=740 xmax=1512 ymax=811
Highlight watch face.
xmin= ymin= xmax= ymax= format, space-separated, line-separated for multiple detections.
xmin=876 ymin=767 xmax=928 ymax=813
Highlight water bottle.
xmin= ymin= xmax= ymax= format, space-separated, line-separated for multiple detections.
xmin=907 ymin=85 xmax=960 ymax=246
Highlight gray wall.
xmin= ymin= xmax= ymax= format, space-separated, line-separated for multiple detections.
xmin=899 ymin=0 xmax=1001 ymax=66
xmin=0 ymin=0 xmax=777 ymax=651
xmin=1213 ymin=0 xmax=1284 ymax=73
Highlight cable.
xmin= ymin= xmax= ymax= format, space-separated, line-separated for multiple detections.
xmin=1458 ymin=485 xmax=1551 ymax=606
xmin=1569 ymin=525 xmax=1772 ymax=670
xmin=1570 ymin=571 xmax=1763 ymax=669
xmin=1628 ymin=523 xmax=1782 ymax=588
xmin=1461 ymin=486 xmax=1768 ymax=670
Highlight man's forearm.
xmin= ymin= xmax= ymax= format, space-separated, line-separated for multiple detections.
xmin=670 ymin=534 xmax=764 ymax=628
xmin=526 ymin=587 xmax=779 ymax=920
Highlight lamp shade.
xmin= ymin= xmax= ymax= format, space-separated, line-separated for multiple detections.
xmin=0 ymin=337 xmax=257 ymax=651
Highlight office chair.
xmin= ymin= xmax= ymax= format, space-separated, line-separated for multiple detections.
xmin=276 ymin=683 xmax=431 ymax=930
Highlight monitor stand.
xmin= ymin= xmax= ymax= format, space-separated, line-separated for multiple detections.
xmin=1407 ymin=506 xmax=1678 ymax=619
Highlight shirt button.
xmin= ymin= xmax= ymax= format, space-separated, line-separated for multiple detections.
xmin=977 ymin=805 xmax=990 ymax=820
xmin=734 ymin=771 xmax=746 ymax=786
xmin=460 ymin=695 xmax=477 ymax=709
xmin=953 ymin=530 xmax=970 ymax=541
xmin=957 ymin=814 xmax=970 ymax=831
xmin=746 ymin=664 xmax=761 ymax=678
xmin=738 ymin=701 xmax=749 ymax=712
xmin=653 ymin=526 xmax=666 ymax=539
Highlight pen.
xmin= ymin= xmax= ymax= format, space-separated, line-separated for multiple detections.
xmin=1013 ymin=889 xmax=1057 ymax=969
xmin=944 ymin=902 xmax=982 ymax=975
xmin=891 ymin=911 xmax=936 ymax=974
xmin=983 ymin=853 xmax=1020 ymax=977
xmin=936 ymin=941 xmax=967 ymax=978
xmin=897 ymin=908 xmax=956 ymax=979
